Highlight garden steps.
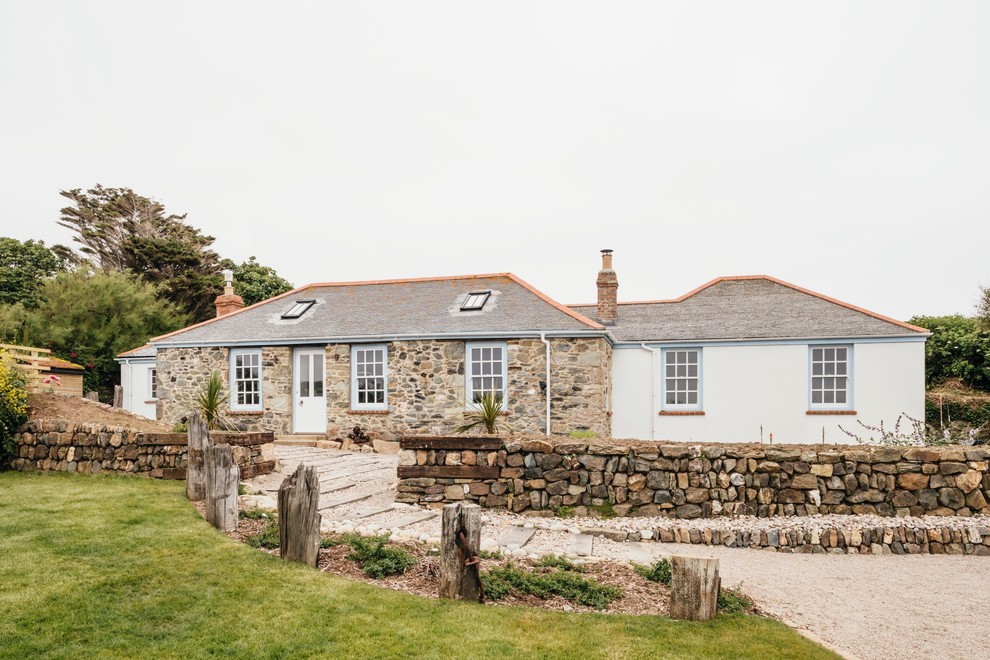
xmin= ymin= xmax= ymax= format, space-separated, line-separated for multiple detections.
xmin=274 ymin=435 xmax=325 ymax=447
xmin=567 ymin=533 xmax=594 ymax=557
xmin=496 ymin=526 xmax=535 ymax=548
xmin=387 ymin=510 xmax=438 ymax=529
xmin=318 ymin=492 xmax=371 ymax=511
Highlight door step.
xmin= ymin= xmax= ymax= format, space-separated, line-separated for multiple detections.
xmin=275 ymin=434 xmax=327 ymax=447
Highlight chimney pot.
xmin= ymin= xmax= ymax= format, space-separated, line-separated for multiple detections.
xmin=215 ymin=269 xmax=245 ymax=317
xmin=596 ymin=249 xmax=618 ymax=325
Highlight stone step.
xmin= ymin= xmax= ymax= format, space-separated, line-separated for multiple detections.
xmin=275 ymin=436 xmax=325 ymax=447
xmin=387 ymin=510 xmax=438 ymax=529
xmin=318 ymin=492 xmax=371 ymax=511
xmin=329 ymin=504 xmax=397 ymax=522
xmin=497 ymin=526 xmax=536 ymax=548
xmin=623 ymin=542 xmax=656 ymax=564
xmin=318 ymin=481 xmax=356 ymax=495
xmin=567 ymin=533 xmax=594 ymax=557
xmin=580 ymin=527 xmax=630 ymax=542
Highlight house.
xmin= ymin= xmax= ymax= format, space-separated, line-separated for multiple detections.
xmin=118 ymin=252 xmax=927 ymax=444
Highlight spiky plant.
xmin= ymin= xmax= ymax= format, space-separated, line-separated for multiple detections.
xmin=196 ymin=370 xmax=229 ymax=430
xmin=457 ymin=392 xmax=507 ymax=435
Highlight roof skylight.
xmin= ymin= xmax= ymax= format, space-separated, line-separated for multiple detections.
xmin=281 ymin=300 xmax=316 ymax=319
xmin=460 ymin=290 xmax=491 ymax=311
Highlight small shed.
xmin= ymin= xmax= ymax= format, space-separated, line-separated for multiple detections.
xmin=37 ymin=356 xmax=86 ymax=397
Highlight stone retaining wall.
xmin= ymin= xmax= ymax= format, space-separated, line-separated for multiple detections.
xmin=396 ymin=437 xmax=990 ymax=519
xmin=10 ymin=420 xmax=276 ymax=479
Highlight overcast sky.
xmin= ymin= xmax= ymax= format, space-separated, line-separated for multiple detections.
xmin=1 ymin=1 xmax=987 ymax=320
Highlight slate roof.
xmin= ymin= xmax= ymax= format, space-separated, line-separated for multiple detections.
xmin=570 ymin=276 xmax=927 ymax=343
xmin=116 ymin=344 xmax=157 ymax=359
xmin=148 ymin=274 xmax=603 ymax=347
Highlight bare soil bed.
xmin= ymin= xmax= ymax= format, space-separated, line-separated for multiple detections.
xmin=28 ymin=393 xmax=171 ymax=433
xmin=205 ymin=505 xmax=724 ymax=618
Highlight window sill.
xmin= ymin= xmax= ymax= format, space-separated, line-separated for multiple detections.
xmin=144 ymin=400 xmax=158 ymax=405
xmin=463 ymin=410 xmax=509 ymax=416
xmin=659 ymin=411 xmax=705 ymax=416
xmin=230 ymin=410 xmax=264 ymax=416
xmin=348 ymin=409 xmax=389 ymax=415
xmin=806 ymin=410 xmax=857 ymax=415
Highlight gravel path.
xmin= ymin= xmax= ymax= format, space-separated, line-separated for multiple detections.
xmin=250 ymin=445 xmax=990 ymax=660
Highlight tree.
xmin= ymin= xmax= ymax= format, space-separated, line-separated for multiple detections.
xmin=909 ymin=315 xmax=990 ymax=391
xmin=0 ymin=238 xmax=65 ymax=307
xmin=58 ymin=185 xmax=223 ymax=321
xmin=220 ymin=256 xmax=294 ymax=306
xmin=0 ymin=270 xmax=187 ymax=397
xmin=978 ymin=287 xmax=990 ymax=331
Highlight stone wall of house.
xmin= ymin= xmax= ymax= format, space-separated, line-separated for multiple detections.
xmin=396 ymin=438 xmax=990 ymax=519
xmin=157 ymin=346 xmax=293 ymax=434
xmin=327 ymin=337 xmax=610 ymax=440
xmin=158 ymin=337 xmax=610 ymax=440
xmin=10 ymin=420 xmax=276 ymax=479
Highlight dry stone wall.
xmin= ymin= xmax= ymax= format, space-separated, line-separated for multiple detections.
xmin=10 ymin=420 xmax=276 ymax=479
xmin=396 ymin=438 xmax=990 ymax=519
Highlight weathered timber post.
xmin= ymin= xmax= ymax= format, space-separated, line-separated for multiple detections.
xmin=439 ymin=502 xmax=483 ymax=601
xmin=669 ymin=555 xmax=720 ymax=621
xmin=205 ymin=444 xmax=239 ymax=532
xmin=278 ymin=464 xmax=321 ymax=566
xmin=186 ymin=412 xmax=211 ymax=501
xmin=112 ymin=385 xmax=123 ymax=408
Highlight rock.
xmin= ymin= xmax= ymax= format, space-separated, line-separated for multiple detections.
xmin=372 ymin=440 xmax=400 ymax=454
xmin=675 ymin=504 xmax=703 ymax=519
xmin=939 ymin=462 xmax=968 ymax=475
xmin=938 ymin=488 xmax=965 ymax=509
xmin=897 ymin=473 xmax=929 ymax=490
xmin=791 ymin=474 xmax=819 ymax=490
xmin=779 ymin=489 xmax=804 ymax=504
xmin=955 ymin=471 xmax=982 ymax=493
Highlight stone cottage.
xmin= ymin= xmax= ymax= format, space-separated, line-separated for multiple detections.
xmin=119 ymin=252 xmax=928 ymax=444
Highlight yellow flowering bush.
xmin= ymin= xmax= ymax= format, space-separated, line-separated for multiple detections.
xmin=0 ymin=352 xmax=29 ymax=468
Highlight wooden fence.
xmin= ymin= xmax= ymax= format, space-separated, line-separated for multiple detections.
xmin=0 ymin=343 xmax=52 ymax=392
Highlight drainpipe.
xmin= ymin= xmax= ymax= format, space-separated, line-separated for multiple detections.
xmin=540 ymin=333 xmax=551 ymax=437
xmin=640 ymin=343 xmax=660 ymax=441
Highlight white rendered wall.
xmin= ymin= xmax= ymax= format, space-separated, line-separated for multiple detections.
xmin=611 ymin=341 xmax=925 ymax=445
xmin=119 ymin=360 xmax=158 ymax=420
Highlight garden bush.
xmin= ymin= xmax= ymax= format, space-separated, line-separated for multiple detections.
xmin=329 ymin=533 xmax=416 ymax=579
xmin=0 ymin=352 xmax=29 ymax=469
xmin=634 ymin=558 xmax=672 ymax=585
xmin=482 ymin=562 xmax=622 ymax=610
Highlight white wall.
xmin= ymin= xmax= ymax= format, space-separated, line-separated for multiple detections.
xmin=119 ymin=359 xmax=158 ymax=420
xmin=611 ymin=341 xmax=925 ymax=444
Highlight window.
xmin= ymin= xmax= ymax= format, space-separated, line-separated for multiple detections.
xmin=281 ymin=300 xmax=315 ymax=319
xmin=662 ymin=349 xmax=701 ymax=409
xmin=460 ymin=290 xmax=491 ymax=311
xmin=466 ymin=342 xmax=507 ymax=407
xmin=149 ymin=368 xmax=158 ymax=400
xmin=810 ymin=346 xmax=851 ymax=408
xmin=351 ymin=345 xmax=387 ymax=409
xmin=230 ymin=349 xmax=262 ymax=410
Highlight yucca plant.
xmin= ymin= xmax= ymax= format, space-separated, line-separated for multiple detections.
xmin=196 ymin=370 xmax=230 ymax=431
xmin=457 ymin=392 xmax=507 ymax=435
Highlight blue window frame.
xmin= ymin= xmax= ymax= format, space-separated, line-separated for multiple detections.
xmin=809 ymin=345 xmax=853 ymax=410
xmin=465 ymin=342 xmax=507 ymax=408
xmin=660 ymin=348 xmax=703 ymax=411
xmin=230 ymin=348 xmax=263 ymax=411
xmin=351 ymin=345 xmax=388 ymax=410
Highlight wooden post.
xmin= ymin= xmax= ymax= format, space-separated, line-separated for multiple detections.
xmin=439 ymin=502 xmax=483 ymax=601
xmin=186 ymin=412 xmax=211 ymax=501
xmin=278 ymin=464 xmax=321 ymax=566
xmin=113 ymin=385 xmax=123 ymax=408
xmin=205 ymin=444 xmax=239 ymax=532
xmin=669 ymin=555 xmax=720 ymax=621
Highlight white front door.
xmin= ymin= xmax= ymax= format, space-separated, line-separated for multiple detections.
xmin=293 ymin=348 xmax=327 ymax=434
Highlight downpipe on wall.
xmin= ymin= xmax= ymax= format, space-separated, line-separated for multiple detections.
xmin=540 ymin=333 xmax=551 ymax=437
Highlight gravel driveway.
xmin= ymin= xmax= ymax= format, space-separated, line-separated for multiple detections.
xmin=659 ymin=542 xmax=990 ymax=660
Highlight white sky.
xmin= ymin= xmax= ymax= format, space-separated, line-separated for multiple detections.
xmin=1 ymin=1 xmax=988 ymax=320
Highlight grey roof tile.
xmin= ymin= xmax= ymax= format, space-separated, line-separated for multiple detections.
xmin=151 ymin=274 xmax=602 ymax=346
xmin=571 ymin=277 xmax=926 ymax=342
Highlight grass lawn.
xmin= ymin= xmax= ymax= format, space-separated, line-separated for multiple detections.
xmin=0 ymin=472 xmax=838 ymax=659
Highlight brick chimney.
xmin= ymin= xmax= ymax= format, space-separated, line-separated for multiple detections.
xmin=214 ymin=269 xmax=245 ymax=317
xmin=596 ymin=249 xmax=618 ymax=325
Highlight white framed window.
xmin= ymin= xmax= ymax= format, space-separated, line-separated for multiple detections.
xmin=230 ymin=349 xmax=263 ymax=410
xmin=465 ymin=342 xmax=507 ymax=407
xmin=661 ymin=348 xmax=702 ymax=410
xmin=149 ymin=368 xmax=158 ymax=400
xmin=351 ymin=345 xmax=388 ymax=410
xmin=810 ymin=345 xmax=851 ymax=409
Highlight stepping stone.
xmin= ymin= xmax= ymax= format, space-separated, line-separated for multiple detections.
xmin=318 ymin=481 xmax=355 ymax=495
xmin=624 ymin=542 xmax=655 ymax=564
xmin=497 ymin=526 xmax=535 ymax=548
xmin=387 ymin=510 xmax=438 ymax=528
xmin=318 ymin=492 xmax=371 ymax=511
xmin=567 ymin=534 xmax=594 ymax=557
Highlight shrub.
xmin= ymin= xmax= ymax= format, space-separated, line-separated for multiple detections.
xmin=633 ymin=558 xmax=672 ymax=585
xmin=588 ymin=503 xmax=617 ymax=519
xmin=554 ymin=506 xmax=574 ymax=518
xmin=239 ymin=507 xmax=272 ymax=520
xmin=717 ymin=586 xmax=753 ymax=614
xmin=197 ymin=371 xmax=230 ymax=430
xmin=0 ymin=353 xmax=29 ymax=469
xmin=536 ymin=555 xmax=583 ymax=572
xmin=457 ymin=392 xmax=508 ymax=435
xmin=341 ymin=534 xmax=416 ymax=579
xmin=247 ymin=519 xmax=279 ymax=549
xmin=909 ymin=315 xmax=990 ymax=391
xmin=482 ymin=563 xmax=622 ymax=610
